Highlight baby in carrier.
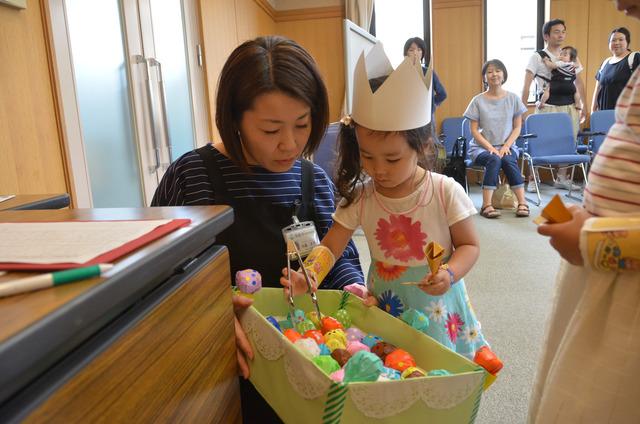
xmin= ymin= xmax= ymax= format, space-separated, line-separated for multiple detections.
xmin=537 ymin=46 xmax=581 ymax=110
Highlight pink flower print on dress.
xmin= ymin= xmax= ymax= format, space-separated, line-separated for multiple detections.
xmin=375 ymin=215 xmax=427 ymax=262
xmin=445 ymin=313 xmax=465 ymax=344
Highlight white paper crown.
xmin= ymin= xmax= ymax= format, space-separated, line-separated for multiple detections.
xmin=351 ymin=41 xmax=432 ymax=131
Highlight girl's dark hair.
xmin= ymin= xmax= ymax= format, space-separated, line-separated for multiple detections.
xmin=610 ymin=27 xmax=631 ymax=47
xmin=482 ymin=59 xmax=508 ymax=86
xmin=216 ymin=35 xmax=329 ymax=171
xmin=336 ymin=76 xmax=435 ymax=206
xmin=403 ymin=37 xmax=427 ymax=61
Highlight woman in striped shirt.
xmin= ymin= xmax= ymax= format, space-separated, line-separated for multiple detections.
xmin=529 ymin=1 xmax=640 ymax=421
xmin=152 ymin=36 xmax=363 ymax=423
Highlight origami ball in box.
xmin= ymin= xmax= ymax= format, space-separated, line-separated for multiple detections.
xmin=235 ymin=269 xmax=262 ymax=294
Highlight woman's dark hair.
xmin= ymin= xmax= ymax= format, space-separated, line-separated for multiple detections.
xmin=482 ymin=59 xmax=508 ymax=85
xmin=403 ymin=37 xmax=427 ymax=61
xmin=336 ymin=76 xmax=435 ymax=206
xmin=610 ymin=27 xmax=631 ymax=48
xmin=216 ymin=35 xmax=329 ymax=171
xmin=542 ymin=19 xmax=565 ymax=37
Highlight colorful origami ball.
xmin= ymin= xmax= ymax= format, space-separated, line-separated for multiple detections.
xmin=330 ymin=348 xmax=352 ymax=367
xmin=371 ymin=341 xmax=397 ymax=362
xmin=330 ymin=368 xmax=345 ymax=382
xmin=303 ymin=329 xmax=325 ymax=345
xmin=346 ymin=340 xmax=370 ymax=356
xmin=345 ymin=327 xmax=366 ymax=343
xmin=306 ymin=311 xmax=324 ymax=329
xmin=318 ymin=344 xmax=331 ymax=355
xmin=265 ymin=315 xmax=282 ymax=332
xmin=384 ymin=349 xmax=416 ymax=372
xmin=400 ymin=308 xmax=430 ymax=332
xmin=284 ymin=328 xmax=302 ymax=344
xmin=343 ymin=351 xmax=384 ymax=383
xmin=335 ymin=308 xmax=352 ymax=328
xmin=401 ymin=366 xmax=426 ymax=379
xmin=361 ymin=334 xmax=382 ymax=348
xmin=343 ymin=283 xmax=368 ymax=299
xmin=296 ymin=319 xmax=316 ymax=333
xmin=313 ymin=355 xmax=341 ymax=375
xmin=426 ymin=369 xmax=451 ymax=377
xmin=321 ymin=316 xmax=344 ymax=334
xmin=289 ymin=309 xmax=306 ymax=326
xmin=235 ymin=269 xmax=262 ymax=294
xmin=325 ymin=338 xmax=346 ymax=352
xmin=324 ymin=329 xmax=347 ymax=347
xmin=294 ymin=338 xmax=321 ymax=358
xmin=379 ymin=366 xmax=401 ymax=381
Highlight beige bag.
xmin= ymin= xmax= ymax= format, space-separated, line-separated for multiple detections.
xmin=492 ymin=177 xmax=518 ymax=209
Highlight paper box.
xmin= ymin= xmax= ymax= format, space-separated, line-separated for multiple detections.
xmin=239 ymin=288 xmax=490 ymax=423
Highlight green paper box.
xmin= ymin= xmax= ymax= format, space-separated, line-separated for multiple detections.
xmin=239 ymin=288 xmax=490 ymax=423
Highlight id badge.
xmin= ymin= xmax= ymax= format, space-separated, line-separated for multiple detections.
xmin=282 ymin=216 xmax=320 ymax=259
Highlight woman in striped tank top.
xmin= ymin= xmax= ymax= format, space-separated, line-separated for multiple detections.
xmin=529 ymin=2 xmax=640 ymax=421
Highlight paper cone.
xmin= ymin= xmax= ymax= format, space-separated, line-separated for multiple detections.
xmin=425 ymin=241 xmax=444 ymax=274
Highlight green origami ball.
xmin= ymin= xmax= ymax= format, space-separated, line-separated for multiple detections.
xmin=335 ymin=308 xmax=352 ymax=328
xmin=343 ymin=351 xmax=384 ymax=383
xmin=313 ymin=355 xmax=341 ymax=375
xmin=400 ymin=308 xmax=430 ymax=332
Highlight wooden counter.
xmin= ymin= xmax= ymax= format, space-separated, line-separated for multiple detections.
xmin=0 ymin=206 xmax=241 ymax=423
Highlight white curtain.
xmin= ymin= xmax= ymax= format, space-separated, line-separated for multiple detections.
xmin=345 ymin=0 xmax=374 ymax=31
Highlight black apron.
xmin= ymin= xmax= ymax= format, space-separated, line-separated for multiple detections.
xmin=197 ymin=146 xmax=317 ymax=423
xmin=197 ymin=146 xmax=317 ymax=286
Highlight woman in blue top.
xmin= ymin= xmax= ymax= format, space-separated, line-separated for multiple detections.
xmin=592 ymin=27 xmax=640 ymax=112
xmin=152 ymin=35 xmax=363 ymax=423
xmin=464 ymin=59 xmax=529 ymax=218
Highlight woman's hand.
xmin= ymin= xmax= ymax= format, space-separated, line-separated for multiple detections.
xmin=418 ymin=269 xmax=451 ymax=296
xmin=537 ymin=205 xmax=593 ymax=265
xmin=488 ymin=146 xmax=500 ymax=156
xmin=280 ymin=267 xmax=317 ymax=297
xmin=498 ymin=145 xmax=511 ymax=158
xmin=232 ymin=295 xmax=254 ymax=379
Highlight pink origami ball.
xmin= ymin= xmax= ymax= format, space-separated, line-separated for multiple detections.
xmin=235 ymin=269 xmax=262 ymax=294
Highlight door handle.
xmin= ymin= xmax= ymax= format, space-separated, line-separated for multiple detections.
xmin=148 ymin=58 xmax=172 ymax=167
xmin=135 ymin=54 xmax=162 ymax=172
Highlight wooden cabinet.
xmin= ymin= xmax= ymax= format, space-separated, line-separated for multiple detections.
xmin=0 ymin=206 xmax=241 ymax=423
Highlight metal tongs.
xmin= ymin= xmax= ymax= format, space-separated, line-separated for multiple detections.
xmin=286 ymin=239 xmax=321 ymax=319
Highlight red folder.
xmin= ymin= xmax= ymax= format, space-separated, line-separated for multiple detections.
xmin=0 ymin=218 xmax=191 ymax=271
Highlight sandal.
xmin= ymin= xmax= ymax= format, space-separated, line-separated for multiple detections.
xmin=480 ymin=205 xmax=501 ymax=219
xmin=516 ymin=203 xmax=530 ymax=217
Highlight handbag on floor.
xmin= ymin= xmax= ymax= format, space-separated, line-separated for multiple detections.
xmin=492 ymin=176 xmax=517 ymax=209
xmin=443 ymin=137 xmax=467 ymax=190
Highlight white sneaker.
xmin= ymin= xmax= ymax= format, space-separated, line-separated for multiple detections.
xmin=554 ymin=177 xmax=572 ymax=190
xmin=526 ymin=181 xmax=537 ymax=193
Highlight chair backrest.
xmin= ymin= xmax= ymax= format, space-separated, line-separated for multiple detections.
xmin=440 ymin=117 xmax=465 ymax=155
xmin=590 ymin=109 xmax=615 ymax=155
xmin=313 ymin=122 xmax=340 ymax=182
xmin=524 ymin=113 xmax=576 ymax=157
xmin=461 ymin=118 xmax=473 ymax=159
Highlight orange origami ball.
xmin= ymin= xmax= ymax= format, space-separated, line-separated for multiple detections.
xmin=384 ymin=349 xmax=416 ymax=372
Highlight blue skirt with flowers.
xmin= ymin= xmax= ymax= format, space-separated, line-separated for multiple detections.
xmin=368 ymin=259 xmax=489 ymax=359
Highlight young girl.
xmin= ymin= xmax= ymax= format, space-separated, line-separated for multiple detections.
xmin=529 ymin=2 xmax=640 ymax=420
xmin=284 ymin=44 xmax=501 ymax=367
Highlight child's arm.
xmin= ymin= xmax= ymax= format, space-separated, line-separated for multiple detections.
xmin=419 ymin=216 xmax=480 ymax=296
xmin=280 ymin=221 xmax=355 ymax=296
xmin=540 ymin=207 xmax=640 ymax=270
xmin=542 ymin=57 xmax=559 ymax=70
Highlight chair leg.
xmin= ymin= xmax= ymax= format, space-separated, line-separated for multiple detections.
xmin=525 ymin=160 xmax=541 ymax=206
xmin=567 ymin=165 xmax=576 ymax=198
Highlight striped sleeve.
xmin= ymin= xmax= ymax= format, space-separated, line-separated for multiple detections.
xmin=311 ymin=164 xmax=365 ymax=289
xmin=151 ymin=151 xmax=215 ymax=206
xmin=583 ymin=68 xmax=640 ymax=216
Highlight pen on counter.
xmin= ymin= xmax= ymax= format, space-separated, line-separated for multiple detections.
xmin=0 ymin=264 xmax=113 ymax=298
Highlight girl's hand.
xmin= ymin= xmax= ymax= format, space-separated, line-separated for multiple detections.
xmin=488 ymin=146 xmax=500 ymax=156
xmin=498 ymin=145 xmax=511 ymax=158
xmin=537 ymin=205 xmax=592 ymax=265
xmin=418 ymin=270 xmax=451 ymax=296
xmin=363 ymin=295 xmax=379 ymax=307
xmin=280 ymin=267 xmax=317 ymax=297
xmin=232 ymin=295 xmax=254 ymax=379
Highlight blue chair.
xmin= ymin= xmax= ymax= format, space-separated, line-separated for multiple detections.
xmin=524 ymin=113 xmax=590 ymax=205
xmin=461 ymin=118 xmax=484 ymax=188
xmin=589 ymin=109 xmax=615 ymax=156
xmin=314 ymin=122 xmax=340 ymax=182
xmin=440 ymin=117 xmax=465 ymax=156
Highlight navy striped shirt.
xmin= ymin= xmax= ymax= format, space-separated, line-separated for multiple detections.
xmin=151 ymin=145 xmax=364 ymax=289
